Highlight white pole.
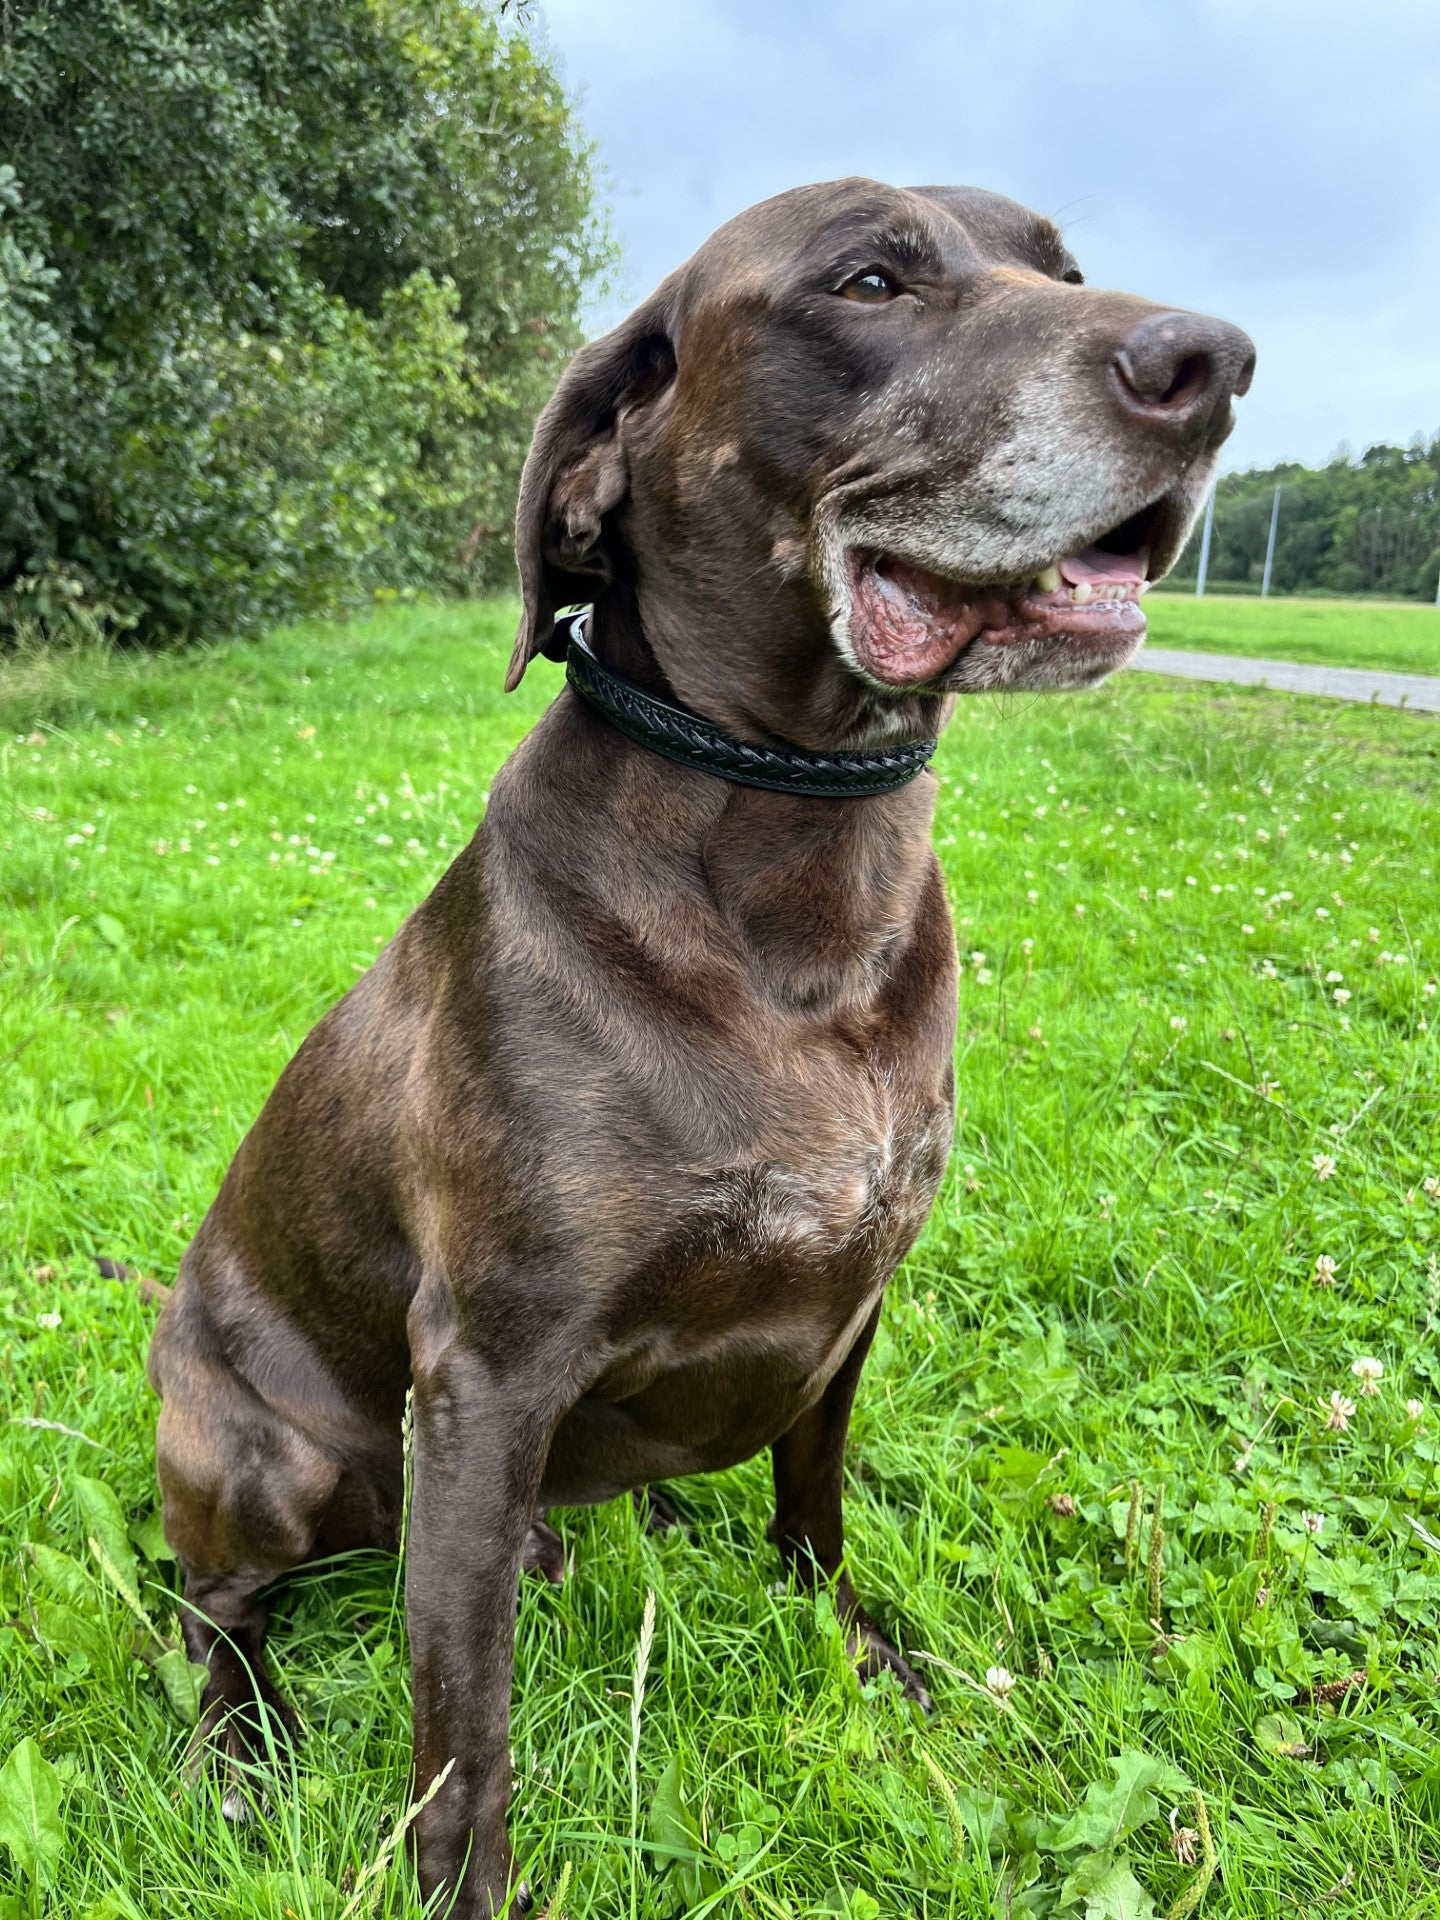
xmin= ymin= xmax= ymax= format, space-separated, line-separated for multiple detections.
xmin=1195 ymin=487 xmax=1216 ymax=598
xmin=1260 ymin=483 xmax=1281 ymax=599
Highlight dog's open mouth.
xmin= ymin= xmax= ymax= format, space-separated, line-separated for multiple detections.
xmin=846 ymin=512 xmax=1156 ymax=689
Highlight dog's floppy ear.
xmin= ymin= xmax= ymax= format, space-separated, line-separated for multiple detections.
xmin=506 ymin=294 xmax=678 ymax=691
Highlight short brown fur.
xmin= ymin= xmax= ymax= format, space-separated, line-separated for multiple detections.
xmin=149 ymin=177 xmax=1251 ymax=1913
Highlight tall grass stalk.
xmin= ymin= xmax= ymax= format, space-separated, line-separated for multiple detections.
xmin=628 ymin=1589 xmax=657 ymax=1920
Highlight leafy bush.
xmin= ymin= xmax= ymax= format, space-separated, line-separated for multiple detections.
xmin=0 ymin=0 xmax=609 ymax=643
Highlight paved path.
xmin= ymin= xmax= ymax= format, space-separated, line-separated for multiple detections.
xmin=1132 ymin=646 xmax=1440 ymax=713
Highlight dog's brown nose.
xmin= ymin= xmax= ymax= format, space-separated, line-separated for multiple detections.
xmin=1112 ymin=310 xmax=1255 ymax=437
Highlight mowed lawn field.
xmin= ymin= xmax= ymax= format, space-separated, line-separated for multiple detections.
xmin=2 ymin=604 xmax=1439 ymax=1920
xmin=1144 ymin=594 xmax=1440 ymax=679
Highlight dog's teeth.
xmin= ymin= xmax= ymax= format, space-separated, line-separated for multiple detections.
xmin=1070 ymin=581 xmax=1093 ymax=604
xmin=1034 ymin=565 xmax=1061 ymax=593
xmin=1137 ymin=543 xmax=1151 ymax=576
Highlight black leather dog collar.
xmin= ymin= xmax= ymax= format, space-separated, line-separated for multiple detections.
xmin=556 ymin=612 xmax=936 ymax=799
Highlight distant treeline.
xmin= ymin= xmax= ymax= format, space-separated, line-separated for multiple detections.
xmin=1170 ymin=438 xmax=1440 ymax=599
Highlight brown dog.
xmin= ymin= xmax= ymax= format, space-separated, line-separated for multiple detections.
xmin=147 ymin=178 xmax=1252 ymax=1914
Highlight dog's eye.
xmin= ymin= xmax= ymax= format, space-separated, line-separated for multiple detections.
xmin=838 ymin=270 xmax=901 ymax=304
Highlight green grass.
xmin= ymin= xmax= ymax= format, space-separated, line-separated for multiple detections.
xmin=1145 ymin=594 xmax=1440 ymax=679
xmin=3 ymin=603 xmax=1440 ymax=1920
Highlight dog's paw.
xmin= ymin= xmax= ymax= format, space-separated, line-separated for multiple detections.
xmin=220 ymin=1781 xmax=269 ymax=1826
xmin=848 ymin=1614 xmax=934 ymax=1714
xmin=522 ymin=1515 xmax=567 ymax=1584
xmin=633 ymin=1484 xmax=686 ymax=1535
xmin=183 ymin=1670 xmax=298 ymax=1824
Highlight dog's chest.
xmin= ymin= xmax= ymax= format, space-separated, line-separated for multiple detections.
xmin=703 ymin=1100 xmax=948 ymax=1271
xmin=593 ymin=1096 xmax=951 ymax=1410
xmin=541 ymin=1093 xmax=952 ymax=1505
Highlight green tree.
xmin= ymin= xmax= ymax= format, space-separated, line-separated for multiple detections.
xmin=1173 ymin=437 xmax=1440 ymax=600
xmin=0 ymin=0 xmax=609 ymax=641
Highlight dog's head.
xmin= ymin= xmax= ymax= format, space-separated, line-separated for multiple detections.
xmin=509 ymin=178 xmax=1253 ymax=748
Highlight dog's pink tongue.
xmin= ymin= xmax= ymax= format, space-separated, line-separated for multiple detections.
xmin=1059 ymin=546 xmax=1145 ymax=586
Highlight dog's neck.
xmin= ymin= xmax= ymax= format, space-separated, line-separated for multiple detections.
xmin=526 ymin=593 xmax=944 ymax=1013
xmin=584 ymin=584 xmax=672 ymax=700
xmin=694 ymin=773 xmax=943 ymax=1013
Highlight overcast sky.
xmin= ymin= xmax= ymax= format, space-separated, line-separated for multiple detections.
xmin=535 ymin=0 xmax=1440 ymax=473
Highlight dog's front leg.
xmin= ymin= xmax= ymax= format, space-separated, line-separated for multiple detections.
xmin=407 ymin=1330 xmax=557 ymax=1917
xmin=768 ymin=1300 xmax=933 ymax=1712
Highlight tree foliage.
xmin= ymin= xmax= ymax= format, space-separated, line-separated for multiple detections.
xmin=0 ymin=0 xmax=609 ymax=641
xmin=1175 ymin=438 xmax=1440 ymax=599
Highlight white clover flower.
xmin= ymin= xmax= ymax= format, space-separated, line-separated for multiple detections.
xmin=1325 ymin=969 xmax=1345 ymax=983
xmin=1302 ymin=1511 xmax=1326 ymax=1536
xmin=985 ymin=1665 xmax=1016 ymax=1702
xmin=37 ymin=1311 xmax=61 ymax=1330
xmin=1350 ymin=1356 xmax=1383 ymax=1396
xmin=1405 ymin=1398 xmax=1425 ymax=1428
xmin=1170 ymin=1015 xmax=1187 ymax=1032
xmin=1322 ymin=1391 xmax=1356 ymax=1433
xmin=1312 ymin=1254 xmax=1338 ymax=1288
xmin=1333 ymin=988 xmax=1351 ymax=1006
xmin=1312 ymin=1153 xmax=1336 ymax=1181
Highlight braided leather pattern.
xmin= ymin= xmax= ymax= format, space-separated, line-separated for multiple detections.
xmin=563 ymin=634 xmax=936 ymax=799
